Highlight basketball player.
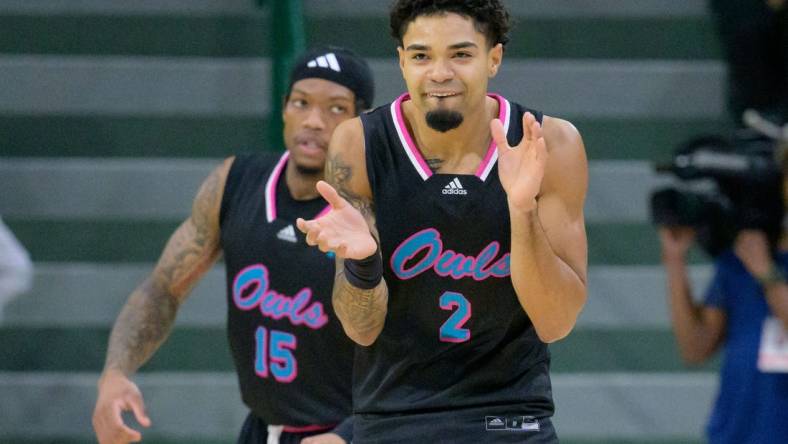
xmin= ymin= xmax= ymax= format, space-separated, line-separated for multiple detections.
xmin=92 ymin=47 xmax=374 ymax=444
xmin=297 ymin=1 xmax=588 ymax=442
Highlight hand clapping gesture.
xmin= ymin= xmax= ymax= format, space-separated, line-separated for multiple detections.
xmin=490 ymin=112 xmax=548 ymax=213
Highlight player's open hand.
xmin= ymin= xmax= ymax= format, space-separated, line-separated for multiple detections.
xmin=296 ymin=181 xmax=377 ymax=260
xmin=93 ymin=370 xmax=151 ymax=444
xmin=491 ymin=112 xmax=547 ymax=213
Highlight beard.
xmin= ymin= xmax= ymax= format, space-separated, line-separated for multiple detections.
xmin=425 ymin=109 xmax=464 ymax=132
xmin=294 ymin=164 xmax=323 ymax=176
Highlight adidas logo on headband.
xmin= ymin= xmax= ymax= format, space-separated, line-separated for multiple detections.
xmin=289 ymin=47 xmax=374 ymax=109
xmin=306 ymin=53 xmax=342 ymax=72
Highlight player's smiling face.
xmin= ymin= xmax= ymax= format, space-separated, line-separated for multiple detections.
xmin=397 ymin=12 xmax=502 ymax=130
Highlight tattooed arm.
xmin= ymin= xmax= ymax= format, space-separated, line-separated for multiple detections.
xmin=332 ymin=259 xmax=388 ymax=347
xmin=298 ymin=118 xmax=388 ymax=346
xmin=93 ymin=157 xmax=232 ymax=443
xmin=105 ymin=157 xmax=230 ymax=373
xmin=330 ymin=121 xmax=388 ymax=346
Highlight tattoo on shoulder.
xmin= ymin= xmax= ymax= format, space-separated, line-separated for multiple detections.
xmin=326 ymin=153 xmax=374 ymax=219
xmin=157 ymin=166 xmax=224 ymax=296
xmin=193 ymin=166 xmax=224 ymax=229
xmin=104 ymin=163 xmax=228 ymax=374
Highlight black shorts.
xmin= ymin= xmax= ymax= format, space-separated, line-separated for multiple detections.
xmin=236 ymin=412 xmax=334 ymax=444
xmin=354 ymin=409 xmax=557 ymax=444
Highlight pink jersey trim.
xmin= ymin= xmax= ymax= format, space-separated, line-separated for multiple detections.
xmin=264 ymin=152 xmax=290 ymax=222
xmin=391 ymin=93 xmax=432 ymax=180
xmin=389 ymin=93 xmax=512 ymax=182
xmin=282 ymin=423 xmax=337 ymax=433
xmin=476 ymin=94 xmax=511 ymax=181
xmin=315 ymin=204 xmax=332 ymax=219
xmin=264 ymin=152 xmax=331 ymax=222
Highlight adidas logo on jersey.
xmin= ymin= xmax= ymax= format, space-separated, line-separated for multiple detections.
xmin=306 ymin=53 xmax=342 ymax=72
xmin=276 ymin=225 xmax=298 ymax=243
xmin=442 ymin=177 xmax=468 ymax=195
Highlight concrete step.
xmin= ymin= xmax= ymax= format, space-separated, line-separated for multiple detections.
xmin=0 ymin=158 xmax=677 ymax=222
xmin=0 ymin=0 xmax=257 ymax=15
xmin=1 ymin=157 xmax=712 ymax=267
xmin=0 ymin=158 xmax=214 ymax=220
xmin=0 ymin=114 xmax=726 ymax=161
xmin=0 ymin=0 xmax=709 ymax=18
xmin=1 ymin=263 xmax=713 ymax=329
xmin=0 ymin=371 xmax=714 ymax=441
xmin=0 ymin=1 xmax=718 ymax=59
xmin=3 ymin=218 xmax=705 ymax=266
xmin=0 ymin=325 xmax=717 ymax=373
xmin=0 ymin=56 xmax=724 ymax=118
xmin=309 ymin=0 xmax=710 ymax=18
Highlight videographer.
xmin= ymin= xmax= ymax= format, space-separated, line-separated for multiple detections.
xmin=658 ymin=169 xmax=788 ymax=442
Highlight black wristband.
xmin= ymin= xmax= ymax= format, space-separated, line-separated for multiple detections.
xmin=343 ymin=247 xmax=383 ymax=290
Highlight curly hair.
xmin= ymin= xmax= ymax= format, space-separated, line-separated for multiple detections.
xmin=389 ymin=0 xmax=511 ymax=48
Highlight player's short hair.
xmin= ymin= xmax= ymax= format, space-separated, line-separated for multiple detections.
xmin=389 ymin=0 xmax=511 ymax=48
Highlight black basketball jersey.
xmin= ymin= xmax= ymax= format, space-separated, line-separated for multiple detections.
xmin=354 ymin=94 xmax=554 ymax=440
xmin=220 ymin=152 xmax=354 ymax=427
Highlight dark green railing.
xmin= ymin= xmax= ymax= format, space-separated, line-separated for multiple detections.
xmin=257 ymin=0 xmax=306 ymax=150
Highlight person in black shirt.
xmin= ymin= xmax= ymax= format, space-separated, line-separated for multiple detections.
xmin=92 ymin=47 xmax=374 ymax=444
xmin=709 ymin=0 xmax=787 ymax=124
xmin=297 ymin=1 xmax=588 ymax=442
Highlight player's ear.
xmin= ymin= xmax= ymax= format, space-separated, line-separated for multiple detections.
xmin=488 ymin=43 xmax=503 ymax=78
xmin=282 ymin=93 xmax=289 ymax=122
xmin=397 ymin=46 xmax=406 ymax=72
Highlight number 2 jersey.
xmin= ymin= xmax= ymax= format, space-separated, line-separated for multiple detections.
xmin=354 ymin=94 xmax=555 ymax=440
xmin=219 ymin=152 xmax=354 ymax=427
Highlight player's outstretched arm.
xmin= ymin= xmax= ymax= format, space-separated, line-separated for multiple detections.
xmin=93 ymin=158 xmax=231 ymax=444
xmin=492 ymin=114 xmax=588 ymax=343
xmin=297 ymin=118 xmax=388 ymax=346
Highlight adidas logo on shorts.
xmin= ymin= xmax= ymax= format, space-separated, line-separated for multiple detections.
xmin=485 ymin=416 xmax=506 ymax=430
xmin=442 ymin=177 xmax=468 ymax=195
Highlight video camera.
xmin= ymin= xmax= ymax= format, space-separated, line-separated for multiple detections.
xmin=650 ymin=111 xmax=787 ymax=258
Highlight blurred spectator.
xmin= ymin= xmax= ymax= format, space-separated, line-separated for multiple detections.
xmin=0 ymin=216 xmax=33 ymax=320
xmin=658 ymin=164 xmax=788 ymax=443
xmin=708 ymin=0 xmax=787 ymax=125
